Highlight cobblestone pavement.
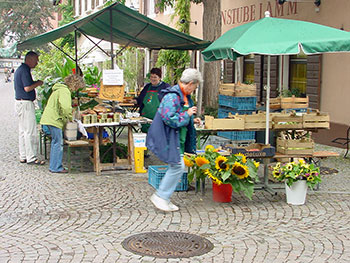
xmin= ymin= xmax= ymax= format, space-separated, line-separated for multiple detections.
xmin=1 ymin=76 xmax=350 ymax=262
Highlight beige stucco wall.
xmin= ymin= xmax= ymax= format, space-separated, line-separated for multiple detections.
xmin=155 ymin=0 xmax=350 ymax=125
xmin=220 ymin=0 xmax=350 ymax=125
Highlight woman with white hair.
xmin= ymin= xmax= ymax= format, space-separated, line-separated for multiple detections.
xmin=146 ymin=68 xmax=203 ymax=212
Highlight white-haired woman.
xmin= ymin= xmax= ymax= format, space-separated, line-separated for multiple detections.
xmin=146 ymin=68 xmax=202 ymax=212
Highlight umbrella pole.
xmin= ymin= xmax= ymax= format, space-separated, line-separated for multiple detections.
xmin=265 ymin=55 xmax=271 ymax=145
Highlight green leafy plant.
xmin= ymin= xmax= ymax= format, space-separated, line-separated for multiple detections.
xmin=281 ymin=88 xmax=302 ymax=98
xmin=83 ymin=66 xmax=102 ymax=87
xmin=55 ymin=56 xmax=76 ymax=79
xmin=155 ymin=0 xmax=191 ymax=84
xmin=272 ymin=159 xmax=321 ymax=189
xmin=184 ymin=145 xmax=260 ymax=199
xmin=99 ymin=142 xmax=128 ymax=163
xmin=116 ymin=47 xmax=144 ymax=92
xmin=36 ymin=76 xmax=62 ymax=110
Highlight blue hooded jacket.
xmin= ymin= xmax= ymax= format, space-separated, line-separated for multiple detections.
xmin=146 ymin=85 xmax=197 ymax=164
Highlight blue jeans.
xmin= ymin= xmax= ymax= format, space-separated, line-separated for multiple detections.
xmin=157 ymin=155 xmax=185 ymax=201
xmin=47 ymin=125 xmax=64 ymax=172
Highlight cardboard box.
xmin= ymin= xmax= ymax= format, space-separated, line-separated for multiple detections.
xmin=223 ymin=143 xmax=276 ymax=158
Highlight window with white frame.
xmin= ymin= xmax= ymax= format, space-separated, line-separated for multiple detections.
xmin=146 ymin=0 xmax=156 ymax=17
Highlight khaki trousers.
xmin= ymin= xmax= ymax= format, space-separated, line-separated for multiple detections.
xmin=15 ymin=100 xmax=38 ymax=162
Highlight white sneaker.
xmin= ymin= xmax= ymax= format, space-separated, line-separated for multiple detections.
xmin=150 ymin=193 xmax=178 ymax=212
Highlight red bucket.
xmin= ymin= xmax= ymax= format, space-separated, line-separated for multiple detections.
xmin=212 ymin=182 xmax=233 ymax=203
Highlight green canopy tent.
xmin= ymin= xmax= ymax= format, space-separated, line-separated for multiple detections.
xmin=202 ymin=11 xmax=350 ymax=145
xmin=1 ymin=2 xmax=210 ymax=62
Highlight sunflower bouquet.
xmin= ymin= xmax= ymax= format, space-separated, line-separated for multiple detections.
xmin=184 ymin=145 xmax=260 ymax=200
xmin=272 ymin=159 xmax=321 ymax=188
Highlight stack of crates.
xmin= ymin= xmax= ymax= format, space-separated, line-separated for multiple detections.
xmin=217 ymin=95 xmax=257 ymax=142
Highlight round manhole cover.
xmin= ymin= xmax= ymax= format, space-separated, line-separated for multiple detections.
xmin=122 ymin=231 xmax=214 ymax=258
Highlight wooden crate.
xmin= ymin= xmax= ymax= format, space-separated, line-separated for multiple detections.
xmin=234 ymin=83 xmax=256 ymax=97
xmin=244 ymin=112 xmax=272 ymax=130
xmin=219 ymin=83 xmax=235 ymax=96
xmin=302 ymin=111 xmax=330 ymax=129
xmin=273 ymin=112 xmax=303 ymax=129
xmin=204 ymin=115 xmax=244 ymax=130
xmin=276 ymin=137 xmax=314 ymax=155
xmin=270 ymin=96 xmax=309 ymax=109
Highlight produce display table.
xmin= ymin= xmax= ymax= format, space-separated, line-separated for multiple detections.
xmin=118 ymin=102 xmax=139 ymax=113
xmin=83 ymin=118 xmax=151 ymax=176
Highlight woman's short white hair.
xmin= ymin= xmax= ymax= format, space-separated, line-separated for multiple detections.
xmin=180 ymin=68 xmax=203 ymax=86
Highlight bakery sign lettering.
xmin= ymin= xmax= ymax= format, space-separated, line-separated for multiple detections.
xmin=222 ymin=1 xmax=298 ymax=26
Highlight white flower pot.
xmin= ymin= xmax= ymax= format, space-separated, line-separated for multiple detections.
xmin=285 ymin=180 xmax=308 ymax=205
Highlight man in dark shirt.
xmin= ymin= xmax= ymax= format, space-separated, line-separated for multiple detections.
xmin=14 ymin=51 xmax=45 ymax=165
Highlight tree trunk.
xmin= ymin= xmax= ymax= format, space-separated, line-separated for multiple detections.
xmin=202 ymin=0 xmax=221 ymax=109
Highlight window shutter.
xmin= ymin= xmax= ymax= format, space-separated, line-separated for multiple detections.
xmin=306 ymin=55 xmax=322 ymax=109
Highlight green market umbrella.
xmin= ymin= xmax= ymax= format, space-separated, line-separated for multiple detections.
xmin=202 ymin=12 xmax=350 ymax=144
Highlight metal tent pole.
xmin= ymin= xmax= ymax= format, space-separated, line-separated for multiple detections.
xmin=265 ymin=55 xmax=271 ymax=145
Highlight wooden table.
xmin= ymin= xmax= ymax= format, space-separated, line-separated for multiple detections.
xmin=83 ymin=118 xmax=151 ymax=176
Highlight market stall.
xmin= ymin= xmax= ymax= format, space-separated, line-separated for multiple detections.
xmin=7 ymin=2 xmax=210 ymax=175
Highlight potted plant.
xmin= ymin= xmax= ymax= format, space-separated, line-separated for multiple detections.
xmin=184 ymin=145 xmax=260 ymax=202
xmin=272 ymin=160 xmax=321 ymax=205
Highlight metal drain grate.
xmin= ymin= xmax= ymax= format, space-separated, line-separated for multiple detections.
xmin=320 ymin=166 xmax=338 ymax=175
xmin=122 ymin=231 xmax=214 ymax=258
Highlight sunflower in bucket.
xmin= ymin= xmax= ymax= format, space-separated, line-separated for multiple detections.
xmin=184 ymin=145 xmax=260 ymax=199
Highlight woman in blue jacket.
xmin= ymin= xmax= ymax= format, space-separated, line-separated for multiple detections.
xmin=147 ymin=68 xmax=203 ymax=212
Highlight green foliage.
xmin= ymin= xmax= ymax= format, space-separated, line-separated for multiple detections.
xmin=57 ymin=0 xmax=75 ymax=48
xmin=272 ymin=160 xmax=321 ymax=189
xmin=33 ymin=44 xmax=75 ymax=110
xmin=116 ymin=47 xmax=144 ymax=92
xmin=156 ymin=50 xmax=190 ymax=84
xmin=99 ymin=142 xmax=128 ymax=163
xmin=185 ymin=148 xmax=259 ymax=200
xmin=204 ymin=106 xmax=218 ymax=118
xmin=83 ymin=66 xmax=102 ymax=87
xmin=155 ymin=0 xmax=192 ymax=84
xmin=0 ymin=0 xmax=55 ymax=43
xmin=33 ymin=44 xmax=74 ymax=81
xmin=104 ymin=0 xmax=126 ymax=7
xmin=281 ymin=88 xmax=302 ymax=98
xmin=36 ymin=76 xmax=61 ymax=110
xmin=54 ymin=57 xmax=76 ymax=79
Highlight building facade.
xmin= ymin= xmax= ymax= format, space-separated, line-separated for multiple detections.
xmin=72 ymin=0 xmax=350 ymax=145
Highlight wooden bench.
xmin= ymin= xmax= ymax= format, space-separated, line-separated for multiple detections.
xmin=64 ymin=140 xmax=91 ymax=173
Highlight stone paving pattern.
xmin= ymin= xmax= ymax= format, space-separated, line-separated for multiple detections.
xmin=1 ymin=77 xmax=350 ymax=262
